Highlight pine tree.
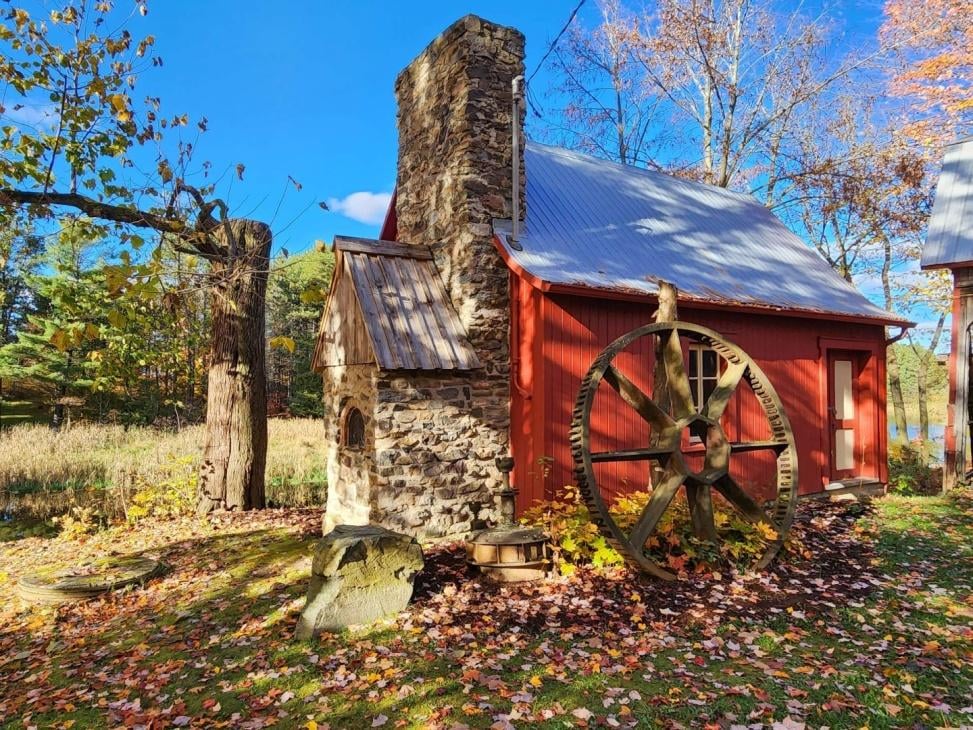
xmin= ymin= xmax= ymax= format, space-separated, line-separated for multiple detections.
xmin=0 ymin=223 xmax=102 ymax=428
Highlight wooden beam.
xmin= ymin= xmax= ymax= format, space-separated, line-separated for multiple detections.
xmin=334 ymin=236 xmax=434 ymax=260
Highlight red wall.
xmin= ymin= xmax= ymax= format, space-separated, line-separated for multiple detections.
xmin=510 ymin=277 xmax=888 ymax=511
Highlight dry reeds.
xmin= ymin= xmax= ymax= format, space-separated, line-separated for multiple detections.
xmin=0 ymin=418 xmax=328 ymax=519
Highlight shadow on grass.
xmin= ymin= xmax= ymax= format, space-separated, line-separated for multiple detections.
xmin=0 ymin=524 xmax=319 ymax=727
xmin=3 ymin=495 xmax=973 ymax=729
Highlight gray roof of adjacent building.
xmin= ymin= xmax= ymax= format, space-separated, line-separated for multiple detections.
xmin=493 ymin=142 xmax=906 ymax=325
xmin=922 ymin=138 xmax=973 ymax=270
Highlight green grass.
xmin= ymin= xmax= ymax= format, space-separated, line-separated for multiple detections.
xmin=2 ymin=493 xmax=971 ymax=728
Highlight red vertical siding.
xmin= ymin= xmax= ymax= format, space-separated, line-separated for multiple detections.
xmin=511 ymin=286 xmax=889 ymax=511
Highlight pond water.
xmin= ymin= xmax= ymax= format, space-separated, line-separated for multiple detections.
xmin=890 ymin=424 xmax=945 ymax=459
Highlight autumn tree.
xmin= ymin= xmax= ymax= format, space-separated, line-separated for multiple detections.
xmin=787 ymin=98 xmax=932 ymax=439
xmin=545 ymin=0 xmax=881 ymax=203
xmin=881 ymin=0 xmax=972 ymax=446
xmin=881 ymin=0 xmax=973 ymax=142
xmin=0 ymin=3 xmax=272 ymax=511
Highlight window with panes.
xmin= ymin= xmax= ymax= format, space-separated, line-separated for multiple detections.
xmin=688 ymin=345 xmax=720 ymax=412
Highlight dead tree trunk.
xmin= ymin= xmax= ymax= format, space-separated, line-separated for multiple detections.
xmin=196 ymin=220 xmax=271 ymax=513
xmin=880 ymin=238 xmax=909 ymax=443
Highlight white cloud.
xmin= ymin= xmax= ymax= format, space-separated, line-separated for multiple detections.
xmin=327 ymin=191 xmax=392 ymax=225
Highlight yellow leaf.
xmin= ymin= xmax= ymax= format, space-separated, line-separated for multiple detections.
xmin=756 ymin=522 xmax=779 ymax=541
xmin=50 ymin=328 xmax=69 ymax=352
xmin=107 ymin=310 xmax=127 ymax=329
xmin=109 ymin=94 xmax=128 ymax=112
xmin=529 ymin=675 xmax=542 ymax=687
xmin=269 ymin=335 xmax=296 ymax=354
xmin=306 ymin=722 xmax=318 ymax=730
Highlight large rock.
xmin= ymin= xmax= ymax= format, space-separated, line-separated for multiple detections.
xmin=295 ymin=524 xmax=423 ymax=638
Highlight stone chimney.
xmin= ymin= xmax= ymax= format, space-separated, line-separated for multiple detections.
xmin=394 ymin=15 xmax=526 ymax=377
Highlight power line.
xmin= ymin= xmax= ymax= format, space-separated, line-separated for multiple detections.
xmin=524 ymin=0 xmax=587 ymax=118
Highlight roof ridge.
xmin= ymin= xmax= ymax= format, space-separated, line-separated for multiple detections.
xmin=334 ymin=235 xmax=433 ymax=260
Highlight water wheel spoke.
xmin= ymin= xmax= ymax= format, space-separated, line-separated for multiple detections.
xmin=590 ymin=446 xmax=675 ymax=463
xmin=703 ymin=360 xmax=747 ymax=421
xmin=603 ymin=365 xmax=675 ymax=432
xmin=713 ymin=474 xmax=768 ymax=524
xmin=729 ymin=440 xmax=789 ymax=454
xmin=570 ymin=320 xmax=798 ymax=579
xmin=686 ymin=482 xmax=719 ymax=543
xmin=629 ymin=465 xmax=686 ymax=549
xmin=661 ymin=328 xmax=695 ymax=419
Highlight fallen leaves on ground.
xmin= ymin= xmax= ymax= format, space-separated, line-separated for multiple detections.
xmin=0 ymin=493 xmax=971 ymax=729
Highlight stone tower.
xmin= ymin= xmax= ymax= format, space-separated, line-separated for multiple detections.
xmin=394 ymin=14 xmax=526 ymax=378
xmin=319 ymin=16 xmax=526 ymax=539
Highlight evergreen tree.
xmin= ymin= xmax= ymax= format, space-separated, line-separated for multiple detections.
xmin=266 ymin=249 xmax=333 ymax=417
xmin=0 ymin=222 xmax=103 ymax=427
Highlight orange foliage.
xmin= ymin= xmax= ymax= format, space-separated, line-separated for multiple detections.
xmin=881 ymin=0 xmax=973 ymax=139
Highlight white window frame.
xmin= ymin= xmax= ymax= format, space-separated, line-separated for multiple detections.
xmin=688 ymin=344 xmax=721 ymax=413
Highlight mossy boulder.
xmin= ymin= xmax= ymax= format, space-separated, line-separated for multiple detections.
xmin=296 ymin=524 xmax=424 ymax=638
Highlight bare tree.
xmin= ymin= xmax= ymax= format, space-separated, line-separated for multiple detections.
xmin=545 ymin=0 xmax=663 ymax=167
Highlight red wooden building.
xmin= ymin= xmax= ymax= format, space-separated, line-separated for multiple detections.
xmin=377 ymin=142 xmax=905 ymax=511
xmin=316 ymin=16 xmax=904 ymax=537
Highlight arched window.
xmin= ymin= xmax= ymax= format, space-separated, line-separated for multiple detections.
xmin=343 ymin=406 xmax=366 ymax=450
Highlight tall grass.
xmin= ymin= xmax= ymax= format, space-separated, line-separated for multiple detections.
xmin=0 ymin=418 xmax=327 ymax=519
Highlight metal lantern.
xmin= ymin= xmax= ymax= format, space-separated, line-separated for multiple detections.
xmin=466 ymin=457 xmax=549 ymax=582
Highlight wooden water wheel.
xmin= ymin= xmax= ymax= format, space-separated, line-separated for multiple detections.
xmin=570 ymin=321 xmax=798 ymax=580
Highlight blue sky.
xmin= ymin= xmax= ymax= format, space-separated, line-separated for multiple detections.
xmin=140 ymin=1 xmax=592 ymax=255
xmin=136 ymin=1 xmax=889 ymax=256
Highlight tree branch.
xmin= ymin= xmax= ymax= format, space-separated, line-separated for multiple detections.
xmin=0 ymin=188 xmax=224 ymax=259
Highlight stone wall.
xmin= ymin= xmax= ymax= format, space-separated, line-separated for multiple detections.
xmin=323 ymin=366 xmax=507 ymax=539
xmin=322 ymin=364 xmax=378 ymax=531
xmin=386 ymin=15 xmax=524 ymax=536
xmin=371 ymin=372 xmax=505 ymax=538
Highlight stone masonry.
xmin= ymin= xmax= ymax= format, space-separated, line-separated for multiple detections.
xmin=322 ymin=16 xmax=525 ymax=539
xmin=322 ymin=364 xmax=377 ymax=529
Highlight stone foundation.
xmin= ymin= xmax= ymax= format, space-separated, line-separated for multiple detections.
xmin=324 ymin=368 xmax=507 ymax=539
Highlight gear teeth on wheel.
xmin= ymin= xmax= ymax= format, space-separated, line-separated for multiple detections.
xmin=569 ymin=322 xmax=799 ymax=579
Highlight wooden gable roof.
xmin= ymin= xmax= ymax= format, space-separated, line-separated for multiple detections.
xmin=312 ymin=236 xmax=481 ymax=372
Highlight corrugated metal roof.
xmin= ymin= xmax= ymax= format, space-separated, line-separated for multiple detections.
xmin=334 ymin=236 xmax=481 ymax=371
xmin=495 ymin=142 xmax=904 ymax=324
xmin=922 ymin=138 xmax=973 ymax=270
